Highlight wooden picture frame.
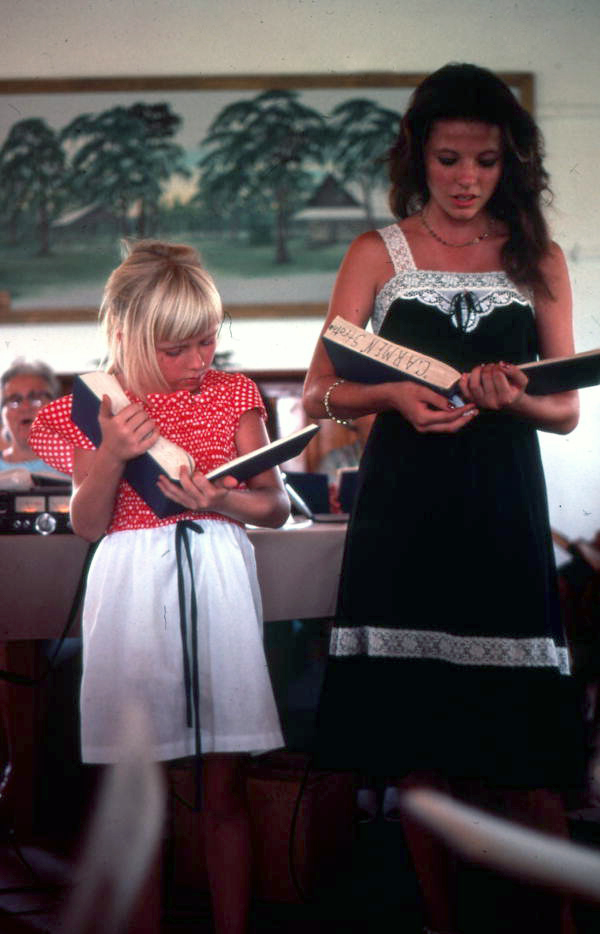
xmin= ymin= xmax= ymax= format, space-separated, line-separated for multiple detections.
xmin=0 ymin=72 xmax=534 ymax=324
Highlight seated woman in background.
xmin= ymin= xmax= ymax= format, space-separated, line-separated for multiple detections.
xmin=318 ymin=414 xmax=375 ymax=514
xmin=317 ymin=413 xmax=375 ymax=484
xmin=0 ymin=359 xmax=68 ymax=478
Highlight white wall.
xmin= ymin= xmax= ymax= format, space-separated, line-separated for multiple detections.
xmin=2 ymin=0 xmax=600 ymax=539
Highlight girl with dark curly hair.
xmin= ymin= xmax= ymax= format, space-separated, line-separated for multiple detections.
xmin=303 ymin=63 xmax=584 ymax=934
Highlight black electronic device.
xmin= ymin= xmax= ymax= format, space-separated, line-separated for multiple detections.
xmin=0 ymin=484 xmax=73 ymax=534
xmin=283 ymin=471 xmax=330 ymax=516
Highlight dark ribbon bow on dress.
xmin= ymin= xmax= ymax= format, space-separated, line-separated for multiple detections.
xmin=175 ymin=519 xmax=204 ymax=807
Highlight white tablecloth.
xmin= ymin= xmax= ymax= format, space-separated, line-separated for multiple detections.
xmin=0 ymin=519 xmax=347 ymax=639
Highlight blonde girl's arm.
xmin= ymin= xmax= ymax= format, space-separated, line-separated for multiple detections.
xmin=302 ymin=231 xmax=478 ymax=434
xmin=459 ymin=243 xmax=579 ymax=435
xmin=156 ymin=409 xmax=291 ymax=529
xmin=70 ymin=396 xmax=161 ymax=541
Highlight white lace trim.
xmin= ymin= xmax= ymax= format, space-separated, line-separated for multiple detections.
xmin=371 ymin=224 xmax=533 ymax=335
xmin=379 ymin=223 xmax=415 ymax=274
xmin=330 ymin=626 xmax=571 ymax=675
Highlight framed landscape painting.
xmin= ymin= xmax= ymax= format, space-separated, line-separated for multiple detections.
xmin=0 ymin=72 xmax=534 ymax=322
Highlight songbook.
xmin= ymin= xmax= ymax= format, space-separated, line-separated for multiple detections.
xmin=520 ymin=352 xmax=600 ymax=394
xmin=322 ymin=316 xmax=600 ymax=399
xmin=72 ymin=372 xmax=319 ymax=517
xmin=206 ymin=424 xmax=320 ymax=482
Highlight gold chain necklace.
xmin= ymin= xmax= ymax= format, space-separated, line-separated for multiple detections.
xmin=420 ymin=208 xmax=491 ymax=248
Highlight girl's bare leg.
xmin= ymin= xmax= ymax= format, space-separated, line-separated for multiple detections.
xmin=497 ymin=787 xmax=577 ymax=934
xmin=202 ymin=754 xmax=252 ymax=934
xmin=450 ymin=781 xmax=577 ymax=934
xmin=127 ymin=849 xmax=163 ymax=934
xmin=397 ymin=776 xmax=576 ymax=934
xmin=397 ymin=771 xmax=459 ymax=934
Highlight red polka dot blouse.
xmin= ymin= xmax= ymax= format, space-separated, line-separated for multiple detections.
xmin=29 ymin=369 xmax=266 ymax=534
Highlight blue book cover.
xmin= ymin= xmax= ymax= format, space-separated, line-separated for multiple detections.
xmin=72 ymin=373 xmax=192 ymax=518
xmin=323 ymin=316 xmax=600 ymax=399
xmin=522 ymin=349 xmax=600 ymax=395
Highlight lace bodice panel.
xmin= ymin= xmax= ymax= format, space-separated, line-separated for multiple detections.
xmin=371 ymin=224 xmax=533 ymax=337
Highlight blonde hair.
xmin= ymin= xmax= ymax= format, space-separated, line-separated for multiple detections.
xmin=100 ymin=240 xmax=223 ymax=397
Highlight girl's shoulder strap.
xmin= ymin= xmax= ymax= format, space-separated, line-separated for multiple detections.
xmin=376 ymin=223 xmax=416 ymax=275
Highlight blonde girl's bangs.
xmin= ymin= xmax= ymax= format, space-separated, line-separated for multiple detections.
xmin=99 ymin=241 xmax=223 ymax=397
xmin=129 ymin=281 xmax=223 ymax=396
xmin=151 ymin=269 xmax=223 ymax=346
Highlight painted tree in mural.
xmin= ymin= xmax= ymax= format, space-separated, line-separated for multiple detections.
xmin=328 ymin=98 xmax=402 ymax=226
xmin=195 ymin=153 xmax=274 ymax=244
xmin=0 ymin=118 xmax=66 ymax=254
xmin=198 ymin=89 xmax=330 ymax=263
xmin=61 ymin=102 xmax=189 ymax=237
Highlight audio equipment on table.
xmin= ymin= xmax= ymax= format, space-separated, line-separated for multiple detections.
xmin=0 ymin=484 xmax=72 ymax=534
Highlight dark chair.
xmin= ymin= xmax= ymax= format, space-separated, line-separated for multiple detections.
xmin=284 ymin=471 xmax=330 ymax=516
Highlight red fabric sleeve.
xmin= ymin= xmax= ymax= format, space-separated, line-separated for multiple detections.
xmin=29 ymin=395 xmax=95 ymax=476
xmin=231 ymin=373 xmax=267 ymax=424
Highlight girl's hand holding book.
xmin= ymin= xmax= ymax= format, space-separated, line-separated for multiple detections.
xmin=157 ymin=466 xmax=239 ymax=514
xmin=157 ymin=462 xmax=289 ymax=528
xmin=98 ymin=395 xmax=160 ymax=463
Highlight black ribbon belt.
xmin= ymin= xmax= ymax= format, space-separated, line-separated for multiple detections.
xmin=175 ymin=519 xmax=204 ymax=807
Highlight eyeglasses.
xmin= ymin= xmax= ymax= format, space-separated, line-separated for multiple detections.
xmin=1 ymin=391 xmax=53 ymax=409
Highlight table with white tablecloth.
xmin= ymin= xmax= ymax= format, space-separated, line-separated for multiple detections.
xmin=1 ymin=517 xmax=347 ymax=638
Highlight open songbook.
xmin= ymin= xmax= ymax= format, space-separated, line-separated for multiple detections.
xmin=72 ymin=372 xmax=319 ymax=518
xmin=322 ymin=316 xmax=600 ymax=401
xmin=205 ymin=425 xmax=319 ymax=482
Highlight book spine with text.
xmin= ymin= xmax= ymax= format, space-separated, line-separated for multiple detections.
xmin=323 ymin=317 xmax=462 ymax=395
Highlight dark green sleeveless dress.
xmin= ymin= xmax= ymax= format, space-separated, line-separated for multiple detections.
xmin=312 ymin=225 xmax=584 ymax=787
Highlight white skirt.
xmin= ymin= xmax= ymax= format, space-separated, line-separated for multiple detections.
xmin=80 ymin=520 xmax=283 ymax=763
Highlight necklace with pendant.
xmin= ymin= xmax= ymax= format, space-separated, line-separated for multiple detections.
xmin=420 ymin=207 xmax=492 ymax=248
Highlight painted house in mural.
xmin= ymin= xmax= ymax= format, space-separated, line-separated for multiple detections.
xmin=295 ymin=174 xmax=365 ymax=245
xmin=295 ymin=173 xmax=392 ymax=245
xmin=52 ymin=204 xmax=120 ymax=239
xmin=52 ymin=201 xmax=146 ymax=240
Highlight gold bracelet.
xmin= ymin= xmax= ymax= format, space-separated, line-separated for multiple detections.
xmin=323 ymin=378 xmax=352 ymax=426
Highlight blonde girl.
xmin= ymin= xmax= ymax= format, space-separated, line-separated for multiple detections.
xmin=31 ymin=240 xmax=290 ymax=934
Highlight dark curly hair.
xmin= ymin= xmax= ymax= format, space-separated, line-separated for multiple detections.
xmin=389 ymin=63 xmax=553 ymax=295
